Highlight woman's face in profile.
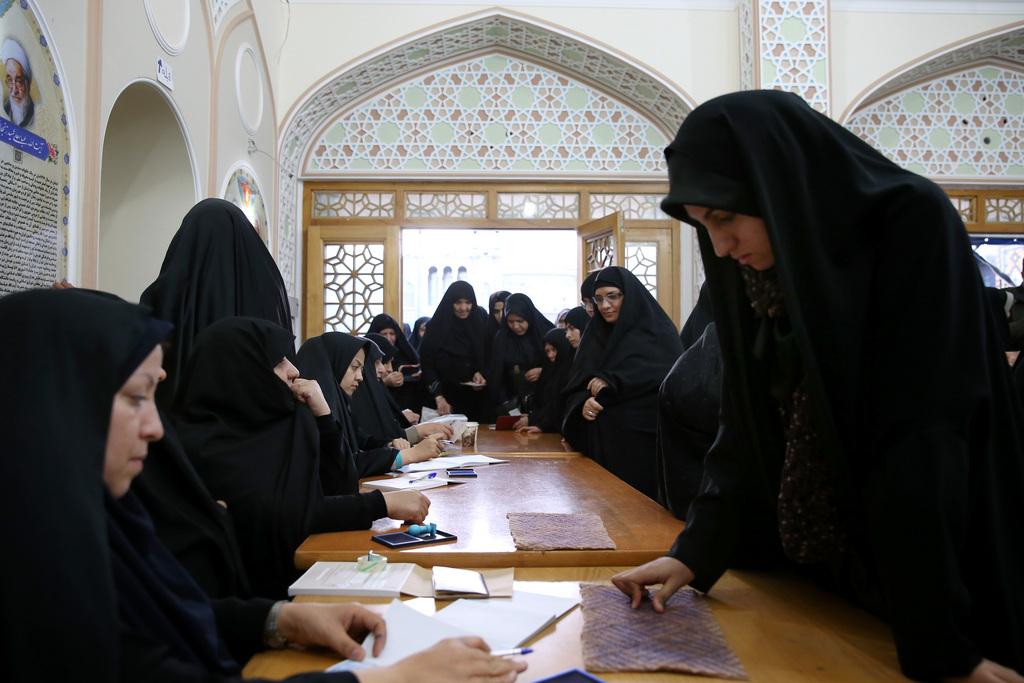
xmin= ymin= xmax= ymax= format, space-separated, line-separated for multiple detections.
xmin=684 ymin=204 xmax=775 ymax=271
xmin=506 ymin=313 xmax=528 ymax=336
xmin=339 ymin=348 xmax=366 ymax=396
xmin=594 ymin=286 xmax=624 ymax=324
xmin=565 ymin=325 xmax=581 ymax=348
xmin=104 ymin=345 xmax=165 ymax=499
xmin=453 ymin=298 xmax=473 ymax=319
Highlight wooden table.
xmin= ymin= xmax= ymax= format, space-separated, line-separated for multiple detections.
xmin=295 ymin=455 xmax=685 ymax=569
xmin=466 ymin=427 xmax=577 ymax=456
xmin=243 ymin=566 xmax=907 ymax=682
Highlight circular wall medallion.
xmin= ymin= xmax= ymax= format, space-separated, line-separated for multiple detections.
xmin=143 ymin=0 xmax=190 ymax=56
xmin=235 ymin=44 xmax=264 ymax=135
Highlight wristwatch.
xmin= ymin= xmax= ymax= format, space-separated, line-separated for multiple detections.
xmin=263 ymin=600 xmax=289 ymax=649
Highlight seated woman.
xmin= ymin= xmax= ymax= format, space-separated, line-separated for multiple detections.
xmin=0 ymin=288 xmax=526 ymax=683
xmin=562 ymin=306 xmax=590 ymax=350
xmin=613 ymin=90 xmax=1024 ymax=683
xmin=516 ymin=328 xmax=575 ymax=434
xmin=362 ymin=333 xmax=453 ymax=438
xmin=419 ymin=282 xmax=491 ymax=421
xmin=173 ymin=318 xmax=429 ymax=598
xmin=561 ymin=267 xmax=682 ymax=499
xmin=489 ymin=293 xmax=554 ymax=415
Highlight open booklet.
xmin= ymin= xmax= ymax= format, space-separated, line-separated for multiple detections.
xmin=399 ymin=453 xmax=507 ymax=473
xmin=288 ymin=562 xmax=512 ymax=599
xmin=326 ymin=589 xmax=580 ymax=672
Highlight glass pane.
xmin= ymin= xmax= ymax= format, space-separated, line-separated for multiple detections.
xmin=496 ymin=193 xmax=579 ymax=219
xmin=313 ymin=191 xmax=395 ymax=218
xmin=402 ymin=229 xmax=577 ymax=323
xmin=323 ymin=243 xmax=385 ymax=333
xmin=625 ymin=241 xmax=658 ymax=298
xmin=971 ymin=235 xmax=1024 ymax=288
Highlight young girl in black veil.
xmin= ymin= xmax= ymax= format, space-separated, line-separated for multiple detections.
xmin=0 ymin=289 xmax=526 ymax=683
xmin=419 ymin=281 xmax=491 ymax=420
xmin=613 ymin=90 xmax=1024 ymax=683
xmin=172 ymin=318 xmax=429 ymax=598
xmin=561 ymin=266 xmax=683 ymax=499
xmin=488 ymin=293 xmax=554 ymax=415
xmin=515 ymin=328 xmax=575 ymax=434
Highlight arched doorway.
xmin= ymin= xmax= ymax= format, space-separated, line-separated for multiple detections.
xmin=98 ymin=80 xmax=198 ymax=301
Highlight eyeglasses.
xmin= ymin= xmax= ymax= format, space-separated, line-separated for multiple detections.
xmin=593 ymin=292 xmax=623 ymax=306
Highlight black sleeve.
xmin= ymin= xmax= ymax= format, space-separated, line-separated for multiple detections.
xmin=309 ymin=490 xmax=388 ymax=533
xmin=210 ymin=597 xmax=274 ymax=664
xmin=356 ymin=447 xmax=400 ymax=479
xmin=119 ymin=624 xmax=358 ymax=683
xmin=317 ymin=416 xmax=361 ymax=496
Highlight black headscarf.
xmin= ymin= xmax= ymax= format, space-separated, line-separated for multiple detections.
xmin=173 ymin=318 xmax=385 ymax=597
xmin=564 ymin=266 xmax=683 ymax=402
xmin=0 ymin=289 xmax=169 ymax=683
xmin=489 ymin=290 xmax=511 ymax=317
xmin=410 ymin=316 xmax=430 ymax=351
xmin=368 ymin=313 xmax=419 ymax=367
xmin=564 ymin=306 xmax=591 ymax=336
xmin=679 ymin=282 xmax=714 ymax=349
xmin=419 ymin=281 xmax=489 ymax=390
xmin=529 ymin=328 xmax=576 ymax=432
xmin=659 ymin=90 xmax=1024 ymax=680
xmin=350 ymin=334 xmax=408 ymax=442
xmin=140 ymin=198 xmax=291 ymax=408
xmin=488 ymin=292 xmax=554 ymax=406
xmin=580 ymin=271 xmax=600 ymax=302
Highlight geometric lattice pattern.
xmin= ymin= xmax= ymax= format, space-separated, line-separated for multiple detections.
xmin=586 ymin=234 xmax=615 ymax=272
xmin=625 ymin=242 xmax=658 ymax=298
xmin=313 ymin=191 xmax=396 ymax=218
xmin=950 ymin=196 xmax=977 ymax=224
xmin=497 ymin=193 xmax=580 ymax=219
xmin=406 ymin=192 xmax=487 ymax=219
xmin=308 ymin=55 xmax=670 ymax=175
xmin=210 ymin=0 xmax=242 ymax=31
xmin=741 ymin=0 xmax=830 ymax=114
xmin=592 ymin=194 xmax=666 ymax=220
xmin=280 ymin=12 xmax=693 ymax=295
xmin=847 ymin=66 xmax=1024 ymax=177
xmin=987 ymin=197 xmax=1024 ymax=223
xmin=323 ymin=243 xmax=384 ymax=334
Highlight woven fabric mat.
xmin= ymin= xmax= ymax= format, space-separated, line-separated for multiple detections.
xmin=505 ymin=512 xmax=616 ymax=550
xmin=580 ymin=583 xmax=747 ymax=680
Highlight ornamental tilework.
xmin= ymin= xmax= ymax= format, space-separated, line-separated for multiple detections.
xmin=755 ymin=0 xmax=830 ymax=114
xmin=846 ymin=66 xmax=1024 ymax=178
xmin=738 ymin=0 xmax=757 ymax=90
xmin=278 ymin=14 xmax=692 ymax=294
xmin=210 ymin=0 xmax=241 ymax=31
xmin=308 ymin=55 xmax=670 ymax=175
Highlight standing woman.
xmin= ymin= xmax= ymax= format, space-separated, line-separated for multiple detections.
xmin=410 ymin=316 xmax=430 ymax=352
xmin=562 ymin=267 xmax=682 ymax=498
xmin=613 ymin=91 xmax=1024 ymax=682
xmin=563 ymin=306 xmax=591 ymax=350
xmin=489 ymin=293 xmax=554 ymax=415
xmin=517 ymin=328 xmax=576 ymax=434
xmin=368 ymin=313 xmax=427 ymax=411
xmin=419 ymin=281 xmax=491 ymax=420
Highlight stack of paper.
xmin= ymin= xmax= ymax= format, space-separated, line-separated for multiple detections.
xmin=288 ymin=562 xmax=513 ymax=598
xmin=362 ymin=475 xmax=450 ymax=492
xmin=400 ymin=454 xmax=507 ymax=473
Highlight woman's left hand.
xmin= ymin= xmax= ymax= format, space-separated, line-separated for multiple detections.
xmin=417 ymin=422 xmax=453 ymax=439
xmin=383 ymin=371 xmax=405 ymax=388
xmin=402 ymin=409 xmax=420 ymax=424
xmin=582 ymin=396 xmax=603 ymax=421
xmin=524 ymin=367 xmax=542 ymax=382
xmin=276 ymin=602 xmax=386 ymax=661
xmin=291 ymin=379 xmax=331 ymax=417
xmin=587 ymin=377 xmax=609 ymax=396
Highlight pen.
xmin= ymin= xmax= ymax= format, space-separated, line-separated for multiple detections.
xmin=490 ymin=647 xmax=533 ymax=657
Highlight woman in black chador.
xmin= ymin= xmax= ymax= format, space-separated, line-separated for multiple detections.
xmin=613 ymin=90 xmax=1024 ymax=683
xmin=516 ymin=327 xmax=576 ymax=434
xmin=419 ymin=281 xmax=491 ymax=420
xmin=488 ymin=293 xmax=554 ymax=415
xmin=172 ymin=318 xmax=427 ymax=598
xmin=561 ymin=266 xmax=682 ymax=499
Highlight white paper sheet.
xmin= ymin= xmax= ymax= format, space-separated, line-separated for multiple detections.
xmin=431 ymin=589 xmax=579 ymax=649
xmin=400 ymin=454 xmax=508 ymax=472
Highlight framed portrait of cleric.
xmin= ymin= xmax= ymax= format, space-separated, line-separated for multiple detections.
xmin=0 ymin=0 xmax=72 ymax=294
xmin=222 ymin=164 xmax=270 ymax=246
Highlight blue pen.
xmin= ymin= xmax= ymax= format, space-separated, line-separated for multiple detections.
xmin=491 ymin=647 xmax=533 ymax=657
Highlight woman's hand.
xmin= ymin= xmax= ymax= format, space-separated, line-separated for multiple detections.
xmin=582 ymin=396 xmax=603 ymax=421
xmin=611 ymin=557 xmax=695 ymax=614
xmin=276 ymin=602 xmax=385 ymax=661
xmin=517 ymin=425 xmax=542 ymax=435
xmin=587 ymin=377 xmax=609 ymax=396
xmin=401 ymin=436 xmax=444 ymax=464
xmin=355 ymin=637 xmax=527 ymax=683
xmin=383 ymin=371 xmax=405 ymax=388
xmin=471 ymin=372 xmax=487 ymax=390
xmin=435 ymin=396 xmax=452 ymax=415
xmin=512 ymin=416 xmax=528 ymax=430
xmin=402 ymin=409 xmax=420 ymax=424
xmin=946 ymin=659 xmax=1024 ymax=683
xmin=416 ymin=422 xmax=453 ymax=439
xmin=524 ymin=367 xmax=542 ymax=382
xmin=390 ymin=438 xmax=411 ymax=451
xmin=382 ymin=490 xmax=430 ymax=523
xmin=291 ymin=379 xmax=331 ymax=417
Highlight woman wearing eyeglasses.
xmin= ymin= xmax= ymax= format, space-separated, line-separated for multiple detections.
xmin=560 ymin=266 xmax=682 ymax=499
